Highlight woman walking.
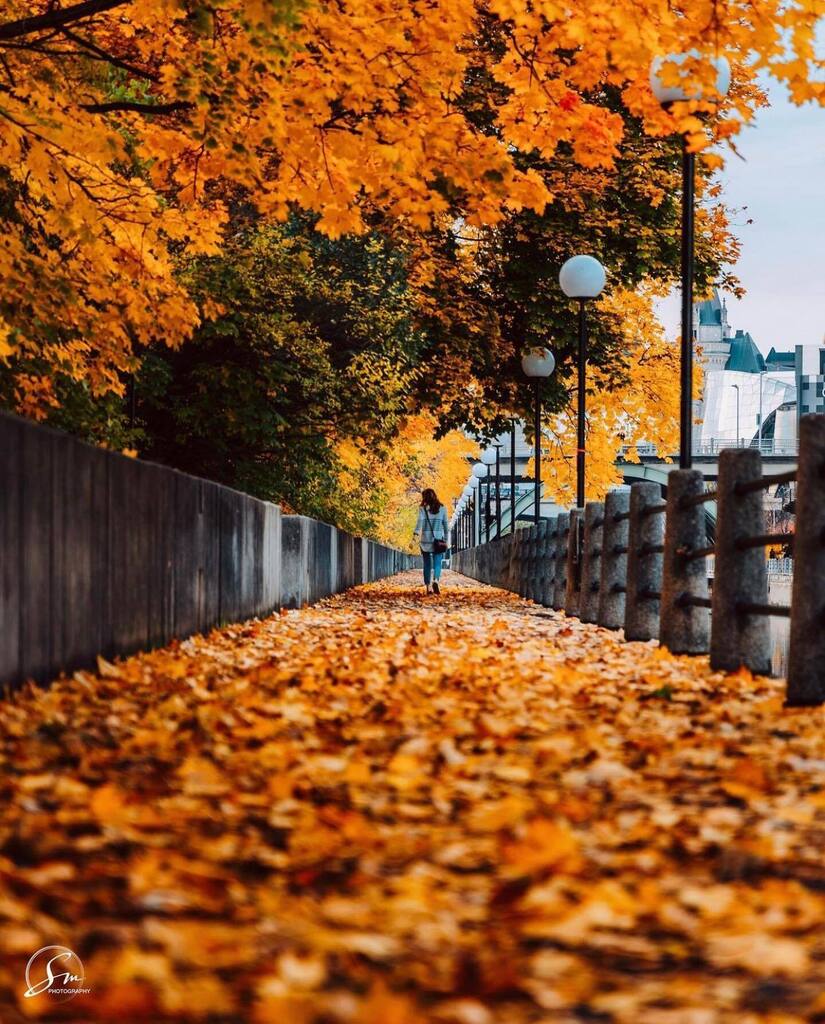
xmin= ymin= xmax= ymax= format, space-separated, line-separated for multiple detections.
xmin=413 ymin=488 xmax=449 ymax=594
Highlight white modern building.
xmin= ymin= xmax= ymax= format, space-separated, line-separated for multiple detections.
xmin=694 ymin=290 xmax=822 ymax=454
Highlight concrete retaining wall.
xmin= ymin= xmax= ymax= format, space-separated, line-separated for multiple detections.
xmin=0 ymin=411 xmax=415 ymax=689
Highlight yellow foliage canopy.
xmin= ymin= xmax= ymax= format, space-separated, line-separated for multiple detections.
xmin=526 ymin=288 xmax=696 ymax=503
xmin=0 ymin=0 xmax=822 ymax=412
xmin=337 ymin=415 xmax=477 ymax=551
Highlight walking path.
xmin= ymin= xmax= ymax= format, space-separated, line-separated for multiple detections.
xmin=2 ymin=572 xmax=825 ymax=1022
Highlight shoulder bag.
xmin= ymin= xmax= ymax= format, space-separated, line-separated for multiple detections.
xmin=424 ymin=509 xmax=448 ymax=554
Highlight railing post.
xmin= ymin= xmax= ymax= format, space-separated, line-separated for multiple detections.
xmin=501 ymin=532 xmax=513 ymax=589
xmin=530 ymin=520 xmax=549 ymax=603
xmin=498 ymin=533 xmax=509 ymax=590
xmin=507 ymin=531 xmax=519 ymax=593
xmin=541 ymin=516 xmax=558 ymax=607
xmin=624 ymin=482 xmax=664 ymax=641
xmin=553 ymin=512 xmax=570 ymax=611
xmin=579 ymin=501 xmax=604 ymax=624
xmin=532 ymin=524 xmax=544 ymax=602
xmin=531 ymin=524 xmax=542 ymax=601
xmin=524 ymin=526 xmax=535 ymax=600
xmin=710 ymin=448 xmax=771 ymax=674
xmin=660 ymin=469 xmax=710 ymax=654
xmin=787 ymin=414 xmax=825 ymax=705
xmin=598 ymin=486 xmax=630 ymax=630
xmin=565 ymin=508 xmax=584 ymax=617
xmin=523 ymin=524 xmax=536 ymax=600
xmin=516 ymin=528 xmax=528 ymax=597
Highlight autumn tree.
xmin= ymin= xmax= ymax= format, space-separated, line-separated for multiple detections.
xmin=1 ymin=0 xmax=822 ymax=525
xmin=1 ymin=0 xmax=820 ymax=417
xmin=337 ymin=415 xmax=477 ymax=551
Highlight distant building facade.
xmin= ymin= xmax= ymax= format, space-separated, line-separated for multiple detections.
xmin=693 ymin=290 xmax=822 ymax=452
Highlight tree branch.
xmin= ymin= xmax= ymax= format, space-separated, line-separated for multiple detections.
xmin=80 ymin=99 xmax=193 ymax=114
xmin=61 ymin=27 xmax=159 ymax=81
xmin=0 ymin=0 xmax=130 ymax=42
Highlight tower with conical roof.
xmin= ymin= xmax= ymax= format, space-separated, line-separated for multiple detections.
xmin=693 ymin=289 xmax=733 ymax=371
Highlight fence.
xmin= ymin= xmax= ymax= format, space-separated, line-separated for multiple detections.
xmin=619 ymin=438 xmax=799 ymax=458
xmin=0 ymin=411 xmax=416 ymax=691
xmin=453 ymin=413 xmax=825 ymax=707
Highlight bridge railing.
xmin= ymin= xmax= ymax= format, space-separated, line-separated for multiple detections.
xmin=453 ymin=413 xmax=825 ymax=707
xmin=619 ymin=438 xmax=800 ymax=459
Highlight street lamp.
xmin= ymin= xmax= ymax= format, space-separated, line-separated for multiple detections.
xmin=483 ymin=442 xmax=503 ymax=538
xmin=469 ymin=475 xmax=480 ymax=545
xmin=650 ymin=51 xmax=731 ymax=469
xmin=731 ymin=383 xmax=740 ymax=447
xmin=460 ymin=485 xmax=473 ymax=549
xmin=757 ymin=371 xmax=764 ymax=452
xmin=521 ymin=347 xmax=556 ymax=523
xmin=472 ymin=462 xmax=487 ymax=542
xmin=480 ymin=447 xmax=497 ymax=541
xmin=509 ymin=420 xmax=517 ymax=535
xmin=495 ymin=443 xmax=503 ymax=538
xmin=559 ymin=254 xmax=606 ymax=510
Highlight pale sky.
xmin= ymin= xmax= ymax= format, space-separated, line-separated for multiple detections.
xmin=657 ymin=78 xmax=825 ymax=354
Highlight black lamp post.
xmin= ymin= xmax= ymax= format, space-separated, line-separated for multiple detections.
xmin=510 ymin=420 xmax=517 ymax=535
xmin=480 ymin=447 xmax=497 ymax=540
xmin=470 ymin=492 xmax=476 ymax=546
xmin=559 ymin=255 xmax=607 ymax=510
xmin=521 ymin=348 xmax=556 ymax=523
xmin=472 ymin=464 xmax=485 ymax=541
xmin=650 ymin=51 xmax=731 ymax=469
xmin=494 ymin=443 xmax=502 ymax=538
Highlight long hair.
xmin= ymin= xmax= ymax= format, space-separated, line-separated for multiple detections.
xmin=421 ymin=488 xmax=442 ymax=514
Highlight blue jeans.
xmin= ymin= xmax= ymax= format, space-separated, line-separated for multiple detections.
xmin=422 ymin=550 xmax=444 ymax=586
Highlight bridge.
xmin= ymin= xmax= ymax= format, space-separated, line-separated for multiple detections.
xmin=471 ymin=438 xmax=797 ymax=542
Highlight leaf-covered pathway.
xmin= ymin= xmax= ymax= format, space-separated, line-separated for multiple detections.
xmin=2 ymin=571 xmax=825 ymax=1022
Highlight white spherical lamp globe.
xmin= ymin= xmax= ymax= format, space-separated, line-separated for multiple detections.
xmin=462 ymin=484 xmax=473 ymax=497
xmin=472 ymin=463 xmax=487 ymax=479
xmin=650 ymin=52 xmax=731 ymax=106
xmin=559 ymin=255 xmax=606 ymax=299
xmin=521 ymin=347 xmax=556 ymax=379
xmin=480 ymin=447 xmax=497 ymax=466
xmin=469 ymin=476 xmax=480 ymax=489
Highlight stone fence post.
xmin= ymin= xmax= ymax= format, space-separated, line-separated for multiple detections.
xmin=579 ymin=501 xmax=604 ymax=624
xmin=553 ymin=513 xmax=570 ymax=611
xmin=660 ymin=469 xmax=711 ymax=654
xmin=787 ymin=415 xmax=825 ymax=705
xmin=496 ymin=534 xmax=509 ymax=590
xmin=520 ymin=526 xmax=534 ymax=599
xmin=598 ymin=486 xmax=630 ymax=630
xmin=624 ymin=483 xmax=665 ymax=642
xmin=710 ymin=449 xmax=771 ymax=675
xmin=516 ymin=529 xmax=528 ymax=596
xmin=565 ymin=508 xmax=584 ymax=617
xmin=530 ymin=520 xmax=550 ymax=603
xmin=506 ymin=534 xmax=517 ymax=590
xmin=507 ymin=532 xmax=519 ymax=593
xmin=540 ymin=517 xmax=557 ymax=607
